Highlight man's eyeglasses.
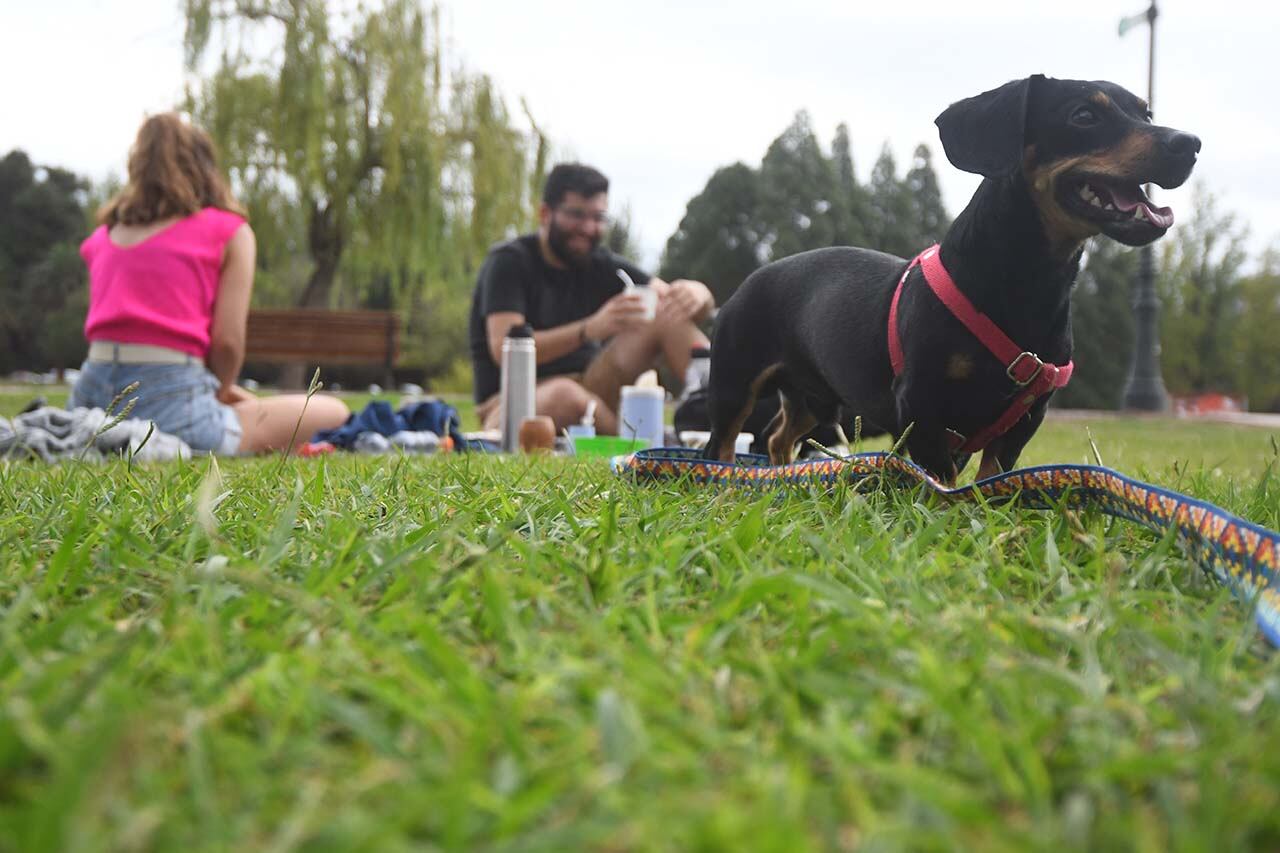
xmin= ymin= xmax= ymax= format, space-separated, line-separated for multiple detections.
xmin=555 ymin=206 xmax=611 ymax=226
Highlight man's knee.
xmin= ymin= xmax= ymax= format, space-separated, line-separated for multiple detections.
xmin=537 ymin=377 xmax=592 ymax=424
xmin=540 ymin=376 xmax=588 ymax=400
xmin=655 ymin=312 xmax=700 ymax=342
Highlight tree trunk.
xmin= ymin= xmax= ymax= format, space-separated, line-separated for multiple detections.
xmin=298 ymin=256 xmax=339 ymax=309
xmin=278 ymin=362 xmax=308 ymax=390
xmin=281 ymin=201 xmax=345 ymax=388
xmin=297 ymin=200 xmax=344 ymax=309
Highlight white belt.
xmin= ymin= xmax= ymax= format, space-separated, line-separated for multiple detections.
xmin=87 ymin=341 xmax=196 ymax=365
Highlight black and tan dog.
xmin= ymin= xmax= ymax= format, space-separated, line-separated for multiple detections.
xmin=705 ymin=75 xmax=1199 ymax=482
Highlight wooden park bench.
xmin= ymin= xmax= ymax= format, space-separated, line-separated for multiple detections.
xmin=245 ymin=308 xmax=400 ymax=388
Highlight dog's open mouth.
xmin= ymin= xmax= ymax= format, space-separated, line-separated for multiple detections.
xmin=1064 ymin=176 xmax=1174 ymax=229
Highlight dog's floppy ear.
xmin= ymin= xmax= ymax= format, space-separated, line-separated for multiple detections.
xmin=935 ymin=75 xmax=1044 ymax=177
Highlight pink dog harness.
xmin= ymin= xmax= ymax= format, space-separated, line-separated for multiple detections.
xmin=887 ymin=244 xmax=1074 ymax=454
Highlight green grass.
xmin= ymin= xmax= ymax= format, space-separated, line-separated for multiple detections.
xmin=2 ymin=416 xmax=1280 ymax=850
xmin=0 ymin=388 xmax=70 ymax=417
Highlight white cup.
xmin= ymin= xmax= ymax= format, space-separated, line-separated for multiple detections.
xmin=630 ymin=285 xmax=657 ymax=322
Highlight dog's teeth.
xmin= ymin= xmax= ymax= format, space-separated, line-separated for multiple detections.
xmin=1134 ymin=206 xmax=1146 ymax=221
xmin=1104 ymin=203 xmax=1115 ymax=211
xmin=1079 ymin=185 xmax=1095 ymax=201
xmin=1090 ymin=196 xmax=1103 ymax=208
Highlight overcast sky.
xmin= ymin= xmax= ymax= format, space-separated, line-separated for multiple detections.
xmin=4 ymin=0 xmax=1276 ymax=270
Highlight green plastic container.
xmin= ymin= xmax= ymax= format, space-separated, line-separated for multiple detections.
xmin=572 ymin=435 xmax=649 ymax=458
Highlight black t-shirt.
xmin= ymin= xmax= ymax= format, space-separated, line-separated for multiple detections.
xmin=468 ymin=234 xmax=650 ymax=401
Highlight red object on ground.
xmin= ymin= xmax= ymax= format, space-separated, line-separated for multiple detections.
xmin=297 ymin=441 xmax=337 ymax=457
xmin=1173 ymin=393 xmax=1247 ymax=416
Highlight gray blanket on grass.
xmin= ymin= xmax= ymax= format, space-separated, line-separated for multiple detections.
xmin=0 ymin=406 xmax=191 ymax=463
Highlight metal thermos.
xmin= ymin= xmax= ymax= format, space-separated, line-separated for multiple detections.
xmin=500 ymin=323 xmax=536 ymax=452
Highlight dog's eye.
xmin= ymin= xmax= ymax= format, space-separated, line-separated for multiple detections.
xmin=1070 ymin=106 xmax=1100 ymax=127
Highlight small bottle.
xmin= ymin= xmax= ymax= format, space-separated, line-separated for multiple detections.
xmin=682 ymin=346 xmax=712 ymax=400
xmin=499 ymin=323 xmax=536 ymax=452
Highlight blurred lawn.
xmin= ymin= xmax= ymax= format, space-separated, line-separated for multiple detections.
xmin=2 ymin=384 xmax=1276 ymax=486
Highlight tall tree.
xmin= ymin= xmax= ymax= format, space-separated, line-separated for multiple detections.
xmin=866 ymin=144 xmax=916 ymax=258
xmin=0 ymin=152 xmax=84 ymax=272
xmin=1157 ymin=185 xmax=1249 ymax=395
xmin=659 ymin=163 xmax=763 ymax=306
xmin=445 ymin=75 xmax=538 ymax=272
xmin=183 ymin=0 xmax=542 ymax=383
xmin=829 ymin=123 xmax=872 ymax=247
xmin=756 ymin=111 xmax=839 ymax=262
xmin=183 ymin=0 xmax=538 ymax=310
xmin=1053 ymin=239 xmax=1138 ymax=409
xmin=660 ymin=117 xmax=947 ymax=306
xmin=17 ymin=244 xmax=89 ymax=372
xmin=0 ymin=150 xmax=89 ymax=374
xmin=605 ymin=203 xmax=642 ymax=262
xmin=904 ymin=144 xmax=949 ymax=248
xmin=1232 ymin=250 xmax=1280 ymax=411
xmin=185 ymin=0 xmax=442 ymax=309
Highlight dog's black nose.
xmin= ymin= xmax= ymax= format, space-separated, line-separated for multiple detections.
xmin=1164 ymin=132 xmax=1202 ymax=156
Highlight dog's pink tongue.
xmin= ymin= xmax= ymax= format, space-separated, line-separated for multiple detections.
xmin=1108 ymin=184 xmax=1145 ymax=211
xmin=1108 ymin=184 xmax=1175 ymax=228
xmin=1143 ymin=202 xmax=1174 ymax=228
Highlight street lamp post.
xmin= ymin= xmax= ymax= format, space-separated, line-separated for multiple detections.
xmin=1119 ymin=1 xmax=1170 ymax=411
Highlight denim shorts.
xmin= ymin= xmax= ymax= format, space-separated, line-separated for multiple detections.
xmin=69 ymin=360 xmax=243 ymax=455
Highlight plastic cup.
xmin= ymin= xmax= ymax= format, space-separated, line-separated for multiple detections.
xmin=631 ymin=286 xmax=657 ymax=322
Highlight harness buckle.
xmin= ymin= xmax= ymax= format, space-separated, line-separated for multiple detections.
xmin=1006 ymin=352 xmax=1044 ymax=387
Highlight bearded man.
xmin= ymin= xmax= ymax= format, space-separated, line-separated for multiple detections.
xmin=468 ymin=162 xmax=715 ymax=434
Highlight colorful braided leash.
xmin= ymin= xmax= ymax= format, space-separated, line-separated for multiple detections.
xmin=611 ymin=448 xmax=1280 ymax=648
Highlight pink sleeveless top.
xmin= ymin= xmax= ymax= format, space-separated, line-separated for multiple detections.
xmin=81 ymin=207 xmax=247 ymax=358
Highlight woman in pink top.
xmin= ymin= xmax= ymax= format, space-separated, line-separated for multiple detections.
xmin=69 ymin=114 xmax=349 ymax=453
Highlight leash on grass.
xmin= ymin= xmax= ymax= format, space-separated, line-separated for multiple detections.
xmin=611 ymin=448 xmax=1280 ymax=649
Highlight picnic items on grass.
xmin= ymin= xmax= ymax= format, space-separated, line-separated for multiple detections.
xmin=312 ymin=399 xmax=468 ymax=452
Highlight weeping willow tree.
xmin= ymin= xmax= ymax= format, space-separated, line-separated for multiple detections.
xmin=182 ymin=0 xmax=545 ymax=375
